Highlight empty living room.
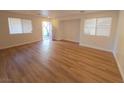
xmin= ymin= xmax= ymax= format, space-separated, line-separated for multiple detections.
xmin=0 ymin=10 xmax=124 ymax=83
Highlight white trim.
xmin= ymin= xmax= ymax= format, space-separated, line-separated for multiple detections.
xmin=79 ymin=43 xmax=112 ymax=52
xmin=0 ymin=39 xmax=41 ymax=50
xmin=113 ymin=51 xmax=124 ymax=82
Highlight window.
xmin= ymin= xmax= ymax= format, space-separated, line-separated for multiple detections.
xmin=8 ymin=17 xmax=32 ymax=34
xmin=8 ymin=18 xmax=22 ymax=34
xmin=84 ymin=17 xmax=112 ymax=36
xmin=84 ymin=18 xmax=96 ymax=35
xmin=96 ymin=17 xmax=112 ymax=36
xmin=22 ymin=19 xmax=32 ymax=33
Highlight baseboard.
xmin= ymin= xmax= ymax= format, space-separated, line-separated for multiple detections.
xmin=113 ymin=51 xmax=124 ymax=82
xmin=59 ymin=40 xmax=79 ymax=44
xmin=0 ymin=39 xmax=41 ymax=50
xmin=79 ymin=43 xmax=112 ymax=52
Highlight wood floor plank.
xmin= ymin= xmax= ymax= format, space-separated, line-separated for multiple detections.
xmin=0 ymin=40 xmax=123 ymax=82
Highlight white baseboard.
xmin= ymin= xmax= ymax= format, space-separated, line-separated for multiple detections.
xmin=79 ymin=43 xmax=112 ymax=52
xmin=0 ymin=39 xmax=41 ymax=50
xmin=113 ymin=51 xmax=124 ymax=82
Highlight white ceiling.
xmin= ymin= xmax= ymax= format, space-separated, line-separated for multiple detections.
xmin=6 ymin=10 xmax=114 ymax=18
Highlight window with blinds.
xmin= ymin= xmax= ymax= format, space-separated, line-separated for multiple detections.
xmin=84 ymin=17 xmax=112 ymax=36
xmin=8 ymin=17 xmax=32 ymax=34
xmin=8 ymin=18 xmax=22 ymax=34
xmin=84 ymin=18 xmax=96 ymax=35
xmin=22 ymin=19 xmax=32 ymax=33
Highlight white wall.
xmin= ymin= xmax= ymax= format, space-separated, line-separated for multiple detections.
xmin=51 ymin=19 xmax=62 ymax=40
xmin=113 ymin=11 xmax=124 ymax=81
xmin=0 ymin=12 xmax=42 ymax=49
xmin=79 ymin=11 xmax=118 ymax=51
xmin=59 ymin=19 xmax=80 ymax=42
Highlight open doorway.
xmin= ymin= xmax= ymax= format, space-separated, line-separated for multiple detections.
xmin=42 ymin=21 xmax=52 ymax=40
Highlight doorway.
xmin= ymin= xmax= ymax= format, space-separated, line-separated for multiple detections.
xmin=42 ymin=21 xmax=52 ymax=40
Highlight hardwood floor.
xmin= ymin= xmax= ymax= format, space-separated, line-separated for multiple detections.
xmin=0 ymin=40 xmax=122 ymax=82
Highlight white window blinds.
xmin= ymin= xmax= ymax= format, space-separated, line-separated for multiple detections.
xmin=84 ymin=18 xmax=96 ymax=35
xmin=8 ymin=18 xmax=22 ymax=34
xmin=84 ymin=17 xmax=112 ymax=37
xmin=96 ymin=17 xmax=112 ymax=36
xmin=22 ymin=19 xmax=32 ymax=33
xmin=8 ymin=17 xmax=32 ymax=34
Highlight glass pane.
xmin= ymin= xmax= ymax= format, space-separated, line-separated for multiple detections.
xmin=22 ymin=19 xmax=32 ymax=33
xmin=96 ymin=17 xmax=112 ymax=36
xmin=8 ymin=18 xmax=23 ymax=34
xmin=84 ymin=18 xmax=96 ymax=35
